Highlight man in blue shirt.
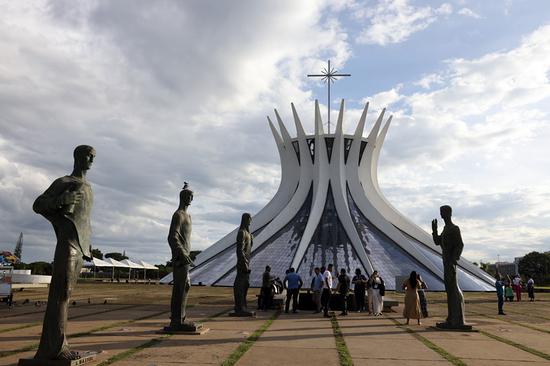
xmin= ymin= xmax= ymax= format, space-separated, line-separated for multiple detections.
xmin=284 ymin=268 xmax=303 ymax=313
xmin=495 ymin=275 xmax=506 ymax=315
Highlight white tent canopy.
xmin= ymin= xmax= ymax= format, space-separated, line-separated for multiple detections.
xmin=135 ymin=260 xmax=158 ymax=270
xmin=82 ymin=257 xmax=159 ymax=281
xmin=102 ymin=257 xmax=129 ymax=267
xmin=83 ymin=257 xmax=112 ymax=267
xmin=120 ymin=259 xmax=144 ymax=269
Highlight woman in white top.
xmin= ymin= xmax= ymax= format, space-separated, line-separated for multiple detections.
xmin=527 ymin=277 xmax=535 ymax=301
xmin=370 ymin=271 xmax=385 ymax=316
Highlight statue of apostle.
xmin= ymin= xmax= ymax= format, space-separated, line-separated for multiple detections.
xmin=164 ymin=183 xmax=200 ymax=332
xmin=231 ymin=213 xmax=255 ymax=316
xmin=32 ymin=145 xmax=96 ymax=361
xmin=432 ymin=205 xmax=471 ymax=330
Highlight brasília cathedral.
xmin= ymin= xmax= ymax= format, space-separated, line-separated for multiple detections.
xmin=186 ymin=100 xmax=495 ymax=291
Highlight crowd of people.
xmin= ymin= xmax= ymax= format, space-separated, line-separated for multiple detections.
xmin=260 ymin=265 xmax=538 ymax=324
xmin=494 ymin=274 xmax=536 ymax=315
xmin=258 ymin=265 xmax=432 ymax=324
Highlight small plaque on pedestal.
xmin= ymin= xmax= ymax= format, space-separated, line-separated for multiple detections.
xmin=432 ymin=322 xmax=476 ymax=332
xmin=19 ymin=351 xmax=98 ymax=366
xmin=156 ymin=322 xmax=209 ymax=335
xmin=228 ymin=310 xmax=256 ymax=317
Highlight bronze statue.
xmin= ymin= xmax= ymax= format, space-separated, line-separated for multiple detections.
xmin=231 ymin=213 xmax=255 ymax=316
xmin=32 ymin=145 xmax=96 ymax=361
xmin=163 ymin=183 xmax=202 ymax=332
xmin=432 ymin=205 xmax=471 ymax=330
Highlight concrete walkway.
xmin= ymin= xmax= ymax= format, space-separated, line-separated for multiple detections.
xmin=112 ymin=309 xmax=268 ymax=366
xmin=0 ymin=305 xmax=171 ymax=366
xmin=337 ymin=313 xmax=448 ymax=366
xmin=237 ymin=311 xmax=340 ymax=366
xmin=2 ymin=288 xmax=550 ymax=366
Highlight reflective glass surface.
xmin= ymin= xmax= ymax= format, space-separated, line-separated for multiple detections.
xmin=297 ymin=185 xmax=367 ymax=283
xmin=403 ymin=234 xmax=494 ymax=291
xmin=347 ymin=188 xmax=445 ymax=290
xmin=190 ymin=225 xmax=267 ymax=285
xmin=214 ymin=186 xmax=313 ymax=287
xmin=190 ymin=244 xmax=237 ymax=285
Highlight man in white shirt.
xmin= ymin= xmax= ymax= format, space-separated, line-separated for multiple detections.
xmin=321 ymin=264 xmax=333 ymax=318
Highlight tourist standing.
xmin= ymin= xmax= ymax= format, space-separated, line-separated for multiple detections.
xmin=402 ymin=271 xmax=422 ymax=325
xmin=322 ymin=264 xmax=334 ymax=318
xmin=283 ymin=268 xmax=303 ymax=313
xmin=366 ymin=273 xmax=374 ymax=314
xmin=417 ymin=273 xmax=429 ymax=318
xmin=495 ymin=275 xmax=506 ymax=315
xmin=337 ymin=268 xmax=350 ymax=316
xmin=513 ymin=275 xmax=522 ymax=301
xmin=371 ymin=271 xmax=384 ymax=316
xmin=527 ymin=277 xmax=535 ymax=301
xmin=311 ymin=267 xmax=324 ymax=313
xmin=505 ymin=282 xmax=514 ymax=302
xmin=352 ymin=268 xmax=367 ymax=312
xmin=260 ymin=265 xmax=274 ymax=310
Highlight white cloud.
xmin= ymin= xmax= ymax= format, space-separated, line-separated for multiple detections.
xmin=354 ymin=0 xmax=453 ymax=45
xmin=457 ymin=7 xmax=482 ymax=19
xmin=0 ymin=1 xmax=351 ymax=263
xmin=370 ymin=24 xmax=550 ymax=261
xmin=414 ymin=73 xmax=445 ymax=89
xmin=361 ymin=84 xmax=403 ymax=109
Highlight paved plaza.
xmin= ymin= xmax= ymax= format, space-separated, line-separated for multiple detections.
xmin=1 ymin=284 xmax=549 ymax=366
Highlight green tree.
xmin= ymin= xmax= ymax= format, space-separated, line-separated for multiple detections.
xmin=27 ymin=261 xmax=53 ymax=275
xmin=518 ymin=251 xmax=550 ymax=285
xmin=91 ymin=248 xmax=103 ymax=259
xmin=105 ymin=252 xmax=128 ymax=261
xmin=479 ymin=261 xmax=495 ymax=276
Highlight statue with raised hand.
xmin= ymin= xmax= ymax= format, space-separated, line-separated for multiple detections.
xmin=29 ymin=145 xmax=96 ymax=363
xmin=432 ymin=205 xmax=471 ymax=330
xmin=163 ymin=182 xmax=203 ymax=333
xmin=231 ymin=213 xmax=255 ymax=316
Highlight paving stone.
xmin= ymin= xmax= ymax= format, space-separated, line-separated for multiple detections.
xmin=235 ymin=312 xmax=339 ymax=366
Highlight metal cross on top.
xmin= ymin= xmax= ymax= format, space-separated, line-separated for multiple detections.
xmin=307 ymin=60 xmax=351 ymax=134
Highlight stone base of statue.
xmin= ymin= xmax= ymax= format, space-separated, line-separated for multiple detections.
xmin=157 ymin=322 xmax=209 ymax=335
xmin=433 ymin=322 xmax=475 ymax=332
xmin=19 ymin=351 xmax=98 ymax=366
xmin=228 ymin=310 xmax=256 ymax=317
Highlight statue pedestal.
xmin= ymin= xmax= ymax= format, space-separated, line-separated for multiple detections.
xmin=157 ymin=323 xmax=209 ymax=335
xmin=228 ymin=310 xmax=256 ymax=317
xmin=19 ymin=351 xmax=97 ymax=366
xmin=433 ymin=322 xmax=475 ymax=332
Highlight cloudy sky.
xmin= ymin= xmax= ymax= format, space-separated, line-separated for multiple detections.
xmin=1 ymin=0 xmax=549 ymax=265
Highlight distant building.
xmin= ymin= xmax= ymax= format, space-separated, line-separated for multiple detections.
xmin=489 ymin=262 xmax=518 ymax=277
